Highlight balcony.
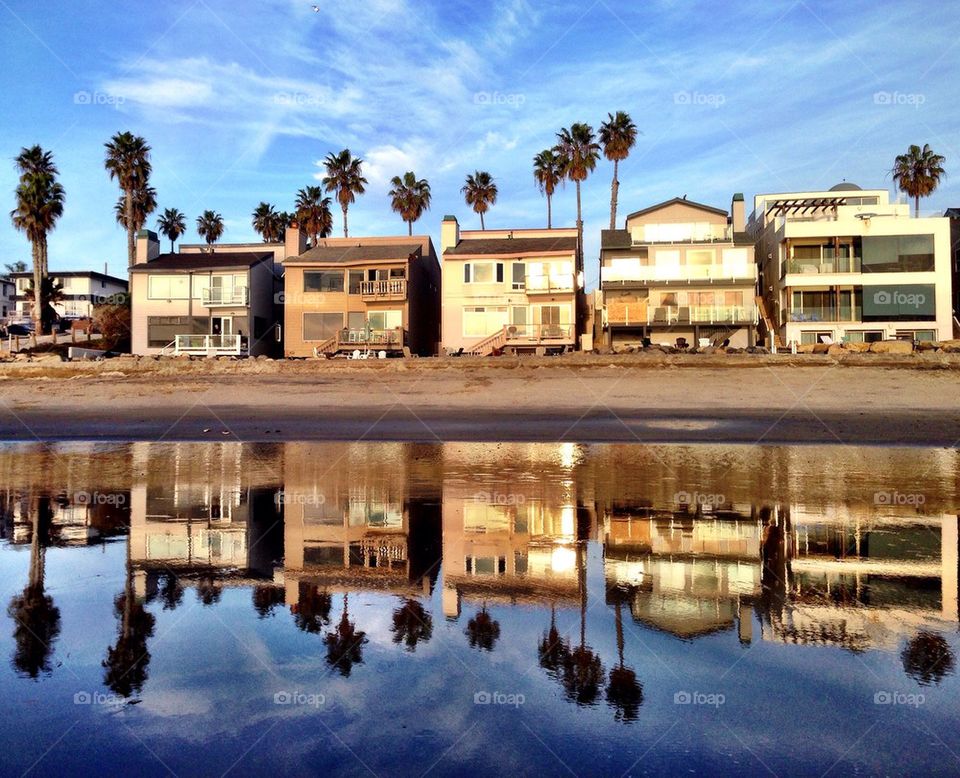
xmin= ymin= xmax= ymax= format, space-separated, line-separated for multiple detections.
xmin=602 ymin=263 xmax=758 ymax=286
xmin=606 ymin=302 xmax=758 ymax=327
xmin=314 ymin=327 xmax=407 ymax=356
xmin=505 ymin=323 xmax=574 ymax=342
xmin=202 ymin=287 xmax=249 ymax=307
xmin=169 ymin=334 xmax=245 ymax=356
xmin=789 ymin=307 xmax=862 ymax=323
xmin=786 ymin=257 xmax=862 ymax=275
xmin=360 ymin=279 xmax=407 ymax=300
xmin=524 ymin=274 xmax=575 ymax=294
xmin=632 ymin=224 xmax=733 ymax=244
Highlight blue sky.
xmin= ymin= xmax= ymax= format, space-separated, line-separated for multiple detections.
xmin=1 ymin=0 xmax=958 ymax=283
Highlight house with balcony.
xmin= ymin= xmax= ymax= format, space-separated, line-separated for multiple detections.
xmin=750 ymin=183 xmax=955 ymax=347
xmin=599 ymin=195 xmax=759 ymax=349
xmin=440 ymin=216 xmax=582 ymax=355
xmin=11 ymin=270 xmax=127 ymax=322
xmin=129 ymin=230 xmax=283 ymax=357
xmin=0 ymin=276 xmax=14 ymax=322
xmin=280 ymin=226 xmax=440 ymax=358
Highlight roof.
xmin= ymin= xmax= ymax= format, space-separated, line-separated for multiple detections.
xmin=130 ymin=251 xmax=274 ymax=273
xmin=10 ymin=270 xmax=128 ymax=285
xmin=944 ymin=207 xmax=960 ymax=218
xmin=625 ymin=197 xmax=728 ymax=221
xmin=829 ymin=181 xmax=862 ymax=191
xmin=600 ymin=230 xmax=632 ymax=250
xmin=444 ymin=235 xmax=577 ymax=256
xmin=286 ymin=243 xmax=420 ymax=265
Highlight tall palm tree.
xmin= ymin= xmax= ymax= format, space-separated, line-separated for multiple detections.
xmin=465 ymin=602 xmax=500 ymax=651
xmin=103 ymin=542 xmax=156 ymax=697
xmin=560 ymin=543 xmax=604 ymax=706
xmin=11 ymin=149 xmax=65 ymax=335
xmin=892 ymin=143 xmax=947 ymax=216
xmin=156 ymin=208 xmax=187 ymax=252
xmin=196 ymin=210 xmax=225 ymax=250
xmin=322 ymin=149 xmax=367 ymax=237
xmin=389 ymin=172 xmax=432 ymax=235
xmin=251 ymin=201 xmax=281 ymax=242
xmin=324 ymin=594 xmax=367 ymax=676
xmin=599 ymin=111 xmax=639 ymax=230
xmin=533 ymin=150 xmax=564 ymax=229
xmin=461 ymin=171 xmax=498 ymax=230
xmin=22 ymin=277 xmax=64 ymax=334
xmin=606 ymin=596 xmax=642 ymax=721
xmin=391 ymin=597 xmax=433 ymax=651
xmin=104 ymin=132 xmax=152 ymax=267
xmin=539 ymin=604 xmax=571 ymax=679
xmin=294 ymin=186 xmax=333 ymax=246
xmin=293 ymin=582 xmax=332 ymax=633
xmin=114 ymin=185 xmax=157 ymax=232
xmin=555 ymin=124 xmax=600 ymax=272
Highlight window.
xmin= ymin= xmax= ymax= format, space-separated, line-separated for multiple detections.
xmin=496 ymin=263 xmax=504 ymax=283
xmin=348 ymin=271 xmax=364 ymax=294
xmin=512 ymin=263 xmax=525 ymax=290
xmin=800 ymin=331 xmax=833 ymax=345
xmin=303 ymin=271 xmax=344 ymax=293
xmin=148 ymin=275 xmax=190 ymax=299
xmin=147 ymin=316 xmax=206 ymax=348
xmin=465 ymin=262 xmax=496 ymax=283
xmin=686 ymin=249 xmax=714 ymax=267
xmin=862 ymin=235 xmax=935 ymax=272
xmin=862 ymin=284 xmax=936 ymax=321
xmin=389 ymin=267 xmax=406 ymax=279
xmin=463 ymin=306 xmax=508 ymax=337
xmin=347 ymin=311 xmax=365 ymax=330
xmin=896 ymin=329 xmax=936 ymax=342
xmin=844 ymin=330 xmax=883 ymax=343
xmin=367 ymin=310 xmax=402 ymax=330
xmin=302 ymin=312 xmax=343 ymax=340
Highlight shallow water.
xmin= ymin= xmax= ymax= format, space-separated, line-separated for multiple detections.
xmin=1 ymin=441 xmax=958 ymax=776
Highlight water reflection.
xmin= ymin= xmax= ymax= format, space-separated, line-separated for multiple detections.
xmin=1 ymin=441 xmax=959 ymax=773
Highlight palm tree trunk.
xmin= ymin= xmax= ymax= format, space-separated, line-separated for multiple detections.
xmin=125 ymin=190 xmax=135 ymax=268
xmin=342 ymin=205 xmax=349 ymax=238
xmin=408 ymin=220 xmax=413 ymax=237
xmin=575 ymin=182 xmax=583 ymax=273
xmin=915 ymin=195 xmax=920 ymax=218
xmin=609 ymin=160 xmax=620 ymax=230
xmin=547 ymin=193 xmax=553 ymax=230
xmin=480 ymin=211 xmax=485 ymax=231
xmin=31 ymin=240 xmax=42 ymax=335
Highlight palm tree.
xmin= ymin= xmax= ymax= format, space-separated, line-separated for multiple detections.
xmin=252 ymin=584 xmax=285 ymax=619
xmin=555 ymin=123 xmax=601 ymax=271
xmin=196 ymin=210 xmax=225 ymax=250
xmin=599 ymin=111 xmax=639 ymax=229
xmin=465 ymin=602 xmax=500 ymax=651
xmin=156 ymin=572 xmax=184 ymax=610
xmin=391 ymin=597 xmax=433 ymax=651
xmin=4 ymin=261 xmax=28 ymax=274
xmin=156 ymin=208 xmax=187 ymax=252
xmin=294 ymin=186 xmax=333 ymax=246
xmin=114 ymin=185 xmax=157 ymax=232
xmin=606 ymin=596 xmax=642 ymax=721
xmin=324 ymin=594 xmax=367 ymax=676
xmin=22 ymin=277 xmax=64 ymax=334
xmin=292 ymin=582 xmax=332 ymax=633
xmin=461 ymin=171 xmax=498 ymax=230
xmin=389 ymin=172 xmax=432 ymax=236
xmin=11 ymin=145 xmax=65 ymax=334
xmin=539 ymin=604 xmax=571 ymax=679
xmin=104 ymin=132 xmax=152 ymax=267
xmin=533 ymin=150 xmax=564 ymax=229
xmin=252 ymin=201 xmax=281 ymax=242
xmin=196 ymin=576 xmax=221 ymax=606
xmin=902 ymin=631 xmax=955 ymax=685
xmin=103 ymin=543 xmax=156 ymax=697
xmin=892 ymin=144 xmax=947 ymax=216
xmin=322 ymin=149 xmax=367 ymax=237
xmin=560 ymin=543 xmax=604 ymax=706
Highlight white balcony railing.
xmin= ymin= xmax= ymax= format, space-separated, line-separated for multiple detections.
xmin=202 ymin=287 xmax=249 ymax=306
xmin=172 ymin=334 xmax=244 ymax=355
xmin=360 ymin=279 xmax=407 ymax=298
xmin=524 ymin=274 xmax=575 ymax=293
xmin=603 ymin=264 xmax=758 ymax=284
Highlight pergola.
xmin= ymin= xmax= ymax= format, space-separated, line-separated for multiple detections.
xmin=766 ymin=197 xmax=848 ymax=217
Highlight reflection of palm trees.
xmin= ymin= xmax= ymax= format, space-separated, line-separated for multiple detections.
xmin=325 ymin=594 xmax=367 ymax=677
xmin=561 ymin=543 xmax=604 ymax=706
xmin=902 ymin=631 xmax=956 ymax=685
xmin=466 ymin=603 xmax=500 ymax=651
xmin=103 ymin=543 xmax=155 ymax=698
xmin=391 ymin=597 xmax=433 ymax=651
xmin=7 ymin=497 xmax=60 ymax=678
xmin=252 ymin=584 xmax=284 ymax=619
xmin=156 ymin=572 xmax=184 ymax=611
xmin=293 ymin=582 xmax=332 ymax=633
xmin=196 ymin=576 xmax=221 ymax=607
xmin=538 ymin=605 xmax=569 ymax=679
xmin=606 ymin=598 xmax=642 ymax=721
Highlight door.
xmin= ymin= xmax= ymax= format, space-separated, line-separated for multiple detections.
xmin=211 ymin=317 xmax=232 ymax=336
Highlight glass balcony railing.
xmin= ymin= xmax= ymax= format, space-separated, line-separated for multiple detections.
xmin=202 ymin=287 xmax=249 ymax=306
xmin=524 ymin=274 xmax=575 ymax=293
xmin=788 ymin=307 xmax=862 ymax=323
xmin=786 ymin=257 xmax=862 ymax=275
xmin=603 ymin=264 xmax=757 ymax=284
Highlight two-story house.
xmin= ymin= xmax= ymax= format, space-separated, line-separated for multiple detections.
xmin=11 ymin=270 xmax=127 ymax=321
xmin=750 ymin=183 xmax=954 ymax=347
xmin=440 ymin=216 xmax=582 ymax=355
xmin=129 ymin=230 xmax=283 ymax=357
xmin=280 ymin=226 xmax=441 ymax=358
xmin=0 ymin=277 xmax=15 ymax=322
xmin=599 ymin=195 xmax=758 ymax=349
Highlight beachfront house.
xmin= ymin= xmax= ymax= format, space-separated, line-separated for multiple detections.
xmin=440 ymin=216 xmax=583 ymax=355
xmin=946 ymin=207 xmax=960 ymax=323
xmin=280 ymin=225 xmax=441 ymax=358
xmin=750 ymin=184 xmax=955 ymax=347
xmin=598 ymin=195 xmax=759 ymax=350
xmin=11 ymin=270 xmax=127 ymax=322
xmin=129 ymin=230 xmax=283 ymax=357
xmin=0 ymin=277 xmax=14 ymax=322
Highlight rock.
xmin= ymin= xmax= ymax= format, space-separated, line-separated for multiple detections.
xmin=753 ymin=346 xmax=770 ymax=354
xmin=796 ymin=344 xmax=816 ymax=354
xmin=842 ymin=341 xmax=871 ymax=353
xmin=827 ymin=344 xmax=845 ymax=356
xmin=869 ymin=340 xmax=913 ymax=354
xmin=812 ymin=343 xmax=830 ymax=354
xmin=916 ymin=341 xmax=939 ymax=351
xmin=940 ymin=340 xmax=960 ymax=353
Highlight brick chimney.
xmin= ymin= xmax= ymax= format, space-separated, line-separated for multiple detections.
xmin=731 ymin=193 xmax=745 ymax=233
xmin=440 ymin=215 xmax=460 ymax=253
xmin=135 ymin=229 xmax=160 ymax=265
xmin=285 ymin=222 xmax=307 ymax=259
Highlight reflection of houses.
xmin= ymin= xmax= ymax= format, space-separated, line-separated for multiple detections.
xmin=3 ymin=491 xmax=129 ymax=546
xmin=281 ymin=443 xmax=441 ymax=608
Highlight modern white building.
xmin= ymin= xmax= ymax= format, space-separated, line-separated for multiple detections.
xmin=750 ymin=183 xmax=955 ymax=346
xmin=10 ymin=270 xmax=127 ymax=321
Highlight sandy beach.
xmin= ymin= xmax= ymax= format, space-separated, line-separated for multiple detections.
xmin=0 ymin=353 xmax=958 ymax=445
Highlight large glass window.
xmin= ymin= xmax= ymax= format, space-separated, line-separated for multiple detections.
xmin=862 ymin=284 xmax=936 ymax=321
xmin=463 ymin=306 xmax=508 ymax=337
xmin=146 ymin=316 xmax=206 ymax=348
xmin=302 ymin=312 xmax=343 ymax=340
xmin=303 ymin=271 xmax=344 ymax=293
xmin=148 ymin=275 xmax=190 ymax=299
xmin=862 ymin=235 xmax=935 ymax=272
xmin=367 ymin=310 xmax=402 ymax=330
xmin=348 ymin=271 xmax=364 ymax=294
xmin=512 ymin=263 xmax=525 ymax=290
xmin=465 ymin=262 xmax=498 ymax=283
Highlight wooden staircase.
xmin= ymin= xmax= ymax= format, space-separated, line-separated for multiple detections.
xmin=313 ymin=335 xmax=338 ymax=357
xmin=468 ymin=326 xmax=508 ymax=356
xmin=755 ymin=295 xmax=783 ymax=348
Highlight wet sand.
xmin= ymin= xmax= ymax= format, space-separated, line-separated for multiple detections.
xmin=0 ymin=356 xmax=958 ymax=444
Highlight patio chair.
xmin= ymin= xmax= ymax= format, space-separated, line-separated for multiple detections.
xmin=675 ymin=337 xmax=689 ymax=350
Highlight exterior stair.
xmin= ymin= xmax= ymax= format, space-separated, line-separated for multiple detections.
xmin=755 ymin=295 xmax=783 ymax=348
xmin=467 ymin=326 xmax=508 ymax=356
xmin=313 ymin=335 xmax=338 ymax=357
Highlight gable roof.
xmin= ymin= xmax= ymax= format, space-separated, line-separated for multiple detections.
xmin=130 ymin=251 xmax=274 ymax=273
xmin=286 ymin=243 xmax=420 ymax=265
xmin=444 ymin=235 xmax=577 ymax=257
xmin=625 ymin=197 xmax=728 ymax=221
